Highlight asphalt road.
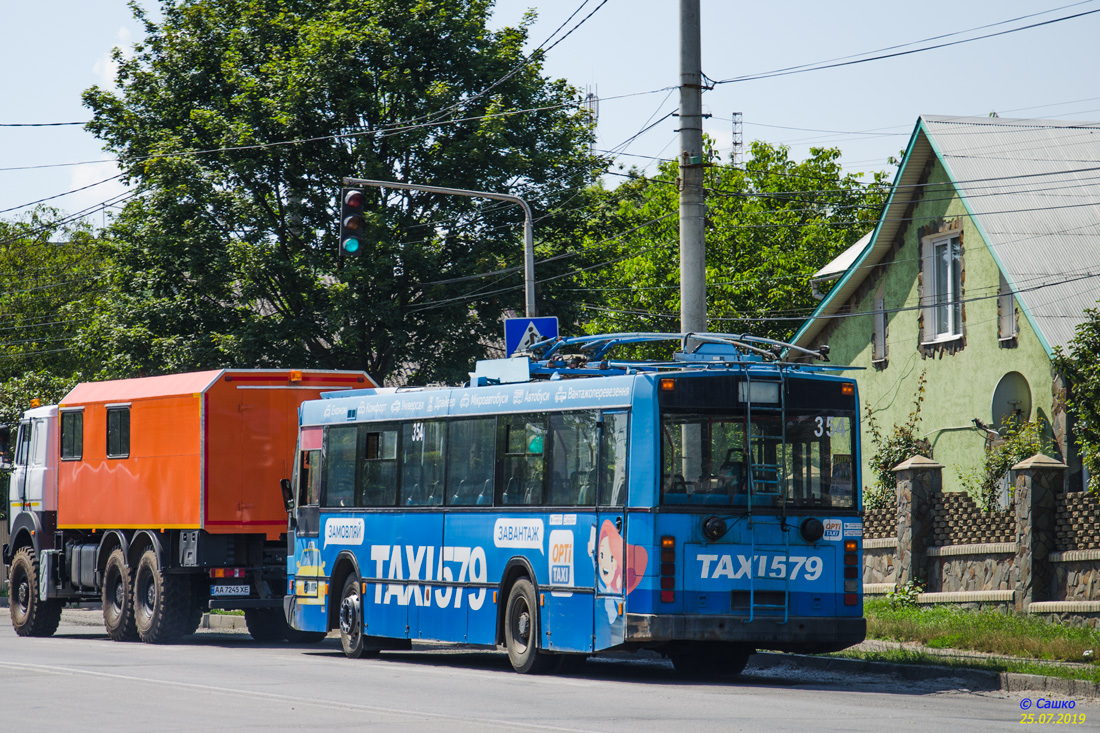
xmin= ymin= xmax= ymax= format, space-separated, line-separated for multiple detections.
xmin=1 ymin=611 xmax=1094 ymax=732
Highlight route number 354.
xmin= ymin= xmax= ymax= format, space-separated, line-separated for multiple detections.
xmin=813 ymin=416 xmax=849 ymax=438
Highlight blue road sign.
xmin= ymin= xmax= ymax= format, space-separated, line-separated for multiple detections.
xmin=504 ymin=317 xmax=559 ymax=356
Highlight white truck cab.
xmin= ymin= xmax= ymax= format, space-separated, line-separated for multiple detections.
xmin=8 ymin=405 xmax=58 ymax=531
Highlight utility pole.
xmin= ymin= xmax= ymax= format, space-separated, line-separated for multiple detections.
xmin=679 ymin=0 xmax=706 ymax=337
xmin=678 ymin=0 xmax=706 ymax=484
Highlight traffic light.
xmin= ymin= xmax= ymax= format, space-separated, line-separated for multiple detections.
xmin=339 ymin=187 xmax=365 ymax=257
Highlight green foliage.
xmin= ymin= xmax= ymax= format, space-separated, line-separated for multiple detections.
xmin=958 ymin=419 xmax=1052 ymax=510
xmin=1054 ymin=305 xmax=1100 ymax=494
xmin=81 ymin=0 xmax=600 ymax=384
xmin=863 ymin=371 xmax=931 ymax=509
xmin=0 ymin=371 xmax=81 ymax=427
xmin=0 ymin=209 xmax=106 ymax=381
xmin=575 ymin=139 xmax=890 ymax=341
xmin=885 ymin=579 xmax=925 ymax=609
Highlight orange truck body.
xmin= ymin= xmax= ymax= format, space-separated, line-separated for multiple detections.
xmin=57 ymin=369 xmax=373 ymax=541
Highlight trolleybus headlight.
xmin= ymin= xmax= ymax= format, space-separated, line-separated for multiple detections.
xmin=799 ymin=517 xmax=825 ymax=543
xmin=702 ymin=516 xmax=727 ymax=542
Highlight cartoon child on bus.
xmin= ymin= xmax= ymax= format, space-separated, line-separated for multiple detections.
xmin=591 ymin=520 xmax=647 ymax=642
xmin=595 ymin=519 xmax=647 ymax=595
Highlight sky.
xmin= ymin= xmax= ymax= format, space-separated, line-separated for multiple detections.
xmin=1 ymin=0 xmax=1098 ymax=229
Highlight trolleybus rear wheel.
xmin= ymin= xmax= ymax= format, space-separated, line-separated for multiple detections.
xmin=670 ymin=643 xmax=752 ymax=677
xmin=504 ymin=578 xmax=555 ymax=674
xmin=102 ymin=548 xmax=138 ymax=641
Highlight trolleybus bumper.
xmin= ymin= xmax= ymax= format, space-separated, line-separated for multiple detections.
xmin=626 ymin=613 xmax=867 ymax=653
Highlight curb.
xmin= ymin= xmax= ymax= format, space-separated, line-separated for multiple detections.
xmin=750 ymin=652 xmax=999 ymax=690
xmin=750 ymin=652 xmax=1100 ymax=697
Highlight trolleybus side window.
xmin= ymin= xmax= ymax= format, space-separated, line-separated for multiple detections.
xmin=446 ymin=417 xmax=495 ymax=506
xmin=360 ymin=425 xmax=398 ymax=506
xmin=547 ymin=411 xmax=598 ymax=506
xmin=497 ymin=414 xmax=547 ymax=506
xmin=599 ymin=412 xmax=629 ymax=506
xmin=298 ymin=426 xmax=323 ymax=507
xmin=401 ymin=420 xmax=445 ymax=506
xmin=323 ymin=425 xmax=357 ymax=508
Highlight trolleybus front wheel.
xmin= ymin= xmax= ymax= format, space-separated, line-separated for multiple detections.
xmin=504 ymin=578 xmax=556 ymax=674
xmin=339 ymin=575 xmax=378 ymax=659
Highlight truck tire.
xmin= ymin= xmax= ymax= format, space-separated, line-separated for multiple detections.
xmin=244 ymin=608 xmax=287 ymax=642
xmin=102 ymin=549 xmax=138 ymax=641
xmin=9 ymin=547 xmax=63 ymax=637
xmin=133 ymin=548 xmax=189 ymax=644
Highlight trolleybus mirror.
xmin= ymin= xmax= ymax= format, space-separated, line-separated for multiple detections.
xmin=280 ymin=478 xmax=294 ymax=512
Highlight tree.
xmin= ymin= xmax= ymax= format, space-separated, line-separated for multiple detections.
xmin=1054 ymin=306 xmax=1100 ymax=494
xmin=574 ymin=140 xmax=889 ymax=342
xmin=0 ymin=209 xmax=103 ymax=382
xmin=81 ymin=0 xmax=599 ymax=384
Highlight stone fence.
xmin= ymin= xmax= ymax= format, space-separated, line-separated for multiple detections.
xmin=862 ymin=453 xmax=1100 ymax=624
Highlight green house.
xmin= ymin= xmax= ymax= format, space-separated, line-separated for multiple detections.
xmin=791 ymin=116 xmax=1100 ymax=495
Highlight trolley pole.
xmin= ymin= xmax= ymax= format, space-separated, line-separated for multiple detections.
xmin=678 ymin=0 xmax=706 ymax=336
xmin=343 ymin=177 xmax=537 ymax=317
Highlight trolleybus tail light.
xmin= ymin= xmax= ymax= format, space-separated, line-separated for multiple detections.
xmin=660 ymin=536 xmax=676 ymax=603
xmin=210 ymin=568 xmax=246 ymax=579
xmin=843 ymin=539 xmax=860 ymax=605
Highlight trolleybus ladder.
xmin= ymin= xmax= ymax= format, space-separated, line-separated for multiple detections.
xmin=743 ymin=368 xmax=791 ymax=625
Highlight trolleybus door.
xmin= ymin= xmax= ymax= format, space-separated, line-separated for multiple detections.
xmin=594 ymin=410 xmax=630 ymax=649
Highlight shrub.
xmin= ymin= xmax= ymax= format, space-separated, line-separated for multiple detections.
xmin=959 ymin=418 xmax=1053 ymax=510
xmin=864 ymin=371 xmax=931 ymax=509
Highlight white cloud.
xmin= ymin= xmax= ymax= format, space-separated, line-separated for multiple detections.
xmin=92 ymin=27 xmax=133 ymax=89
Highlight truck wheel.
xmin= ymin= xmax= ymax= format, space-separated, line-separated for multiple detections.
xmin=133 ymin=548 xmax=188 ymax=644
xmin=244 ymin=608 xmax=287 ymax=642
xmin=504 ymin=578 xmax=555 ymax=674
xmin=102 ymin=549 xmax=138 ymax=641
xmin=9 ymin=547 xmax=63 ymax=637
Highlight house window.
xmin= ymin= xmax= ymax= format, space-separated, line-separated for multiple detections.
xmin=923 ymin=233 xmax=962 ymax=341
xmin=872 ymin=280 xmax=887 ymax=363
xmin=106 ymin=406 xmax=130 ymax=458
xmin=61 ymin=410 xmax=83 ymax=460
xmin=998 ymin=272 xmax=1017 ymax=341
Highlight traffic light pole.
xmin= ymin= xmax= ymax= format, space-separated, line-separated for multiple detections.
xmin=343 ymin=177 xmax=537 ymax=318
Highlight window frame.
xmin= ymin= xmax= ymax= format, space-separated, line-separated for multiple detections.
xmin=998 ymin=271 xmax=1017 ymax=342
xmin=60 ymin=409 xmax=84 ymax=461
xmin=105 ymin=405 xmax=130 ymax=459
xmin=921 ymin=232 xmax=963 ymax=343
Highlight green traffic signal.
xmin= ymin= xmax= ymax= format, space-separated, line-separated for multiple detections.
xmin=339 ymin=187 xmax=365 ymax=257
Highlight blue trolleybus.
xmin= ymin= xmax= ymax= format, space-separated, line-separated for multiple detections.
xmin=283 ymin=334 xmax=865 ymax=674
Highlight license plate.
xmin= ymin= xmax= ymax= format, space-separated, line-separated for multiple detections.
xmin=210 ymin=584 xmax=251 ymax=597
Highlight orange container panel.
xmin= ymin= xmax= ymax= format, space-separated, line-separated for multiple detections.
xmin=203 ymin=371 xmax=372 ymax=539
xmin=58 ymin=370 xmax=372 ymax=539
xmin=58 ymin=376 xmax=212 ymax=530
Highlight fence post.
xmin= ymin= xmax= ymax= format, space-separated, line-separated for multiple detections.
xmin=893 ymin=455 xmax=942 ymax=589
xmin=1012 ymin=453 xmax=1064 ymax=612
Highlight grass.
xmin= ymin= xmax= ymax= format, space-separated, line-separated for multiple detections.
xmin=864 ymin=597 xmax=1100 ymax=664
xmin=833 ymin=647 xmax=1100 ymax=685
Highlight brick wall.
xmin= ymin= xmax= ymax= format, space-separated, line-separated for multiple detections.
xmin=1055 ymin=491 xmax=1100 ymax=551
xmin=931 ymin=492 xmax=1015 ymax=545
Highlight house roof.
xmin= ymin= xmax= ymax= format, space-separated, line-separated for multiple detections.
xmin=792 ymin=115 xmax=1100 ymax=357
